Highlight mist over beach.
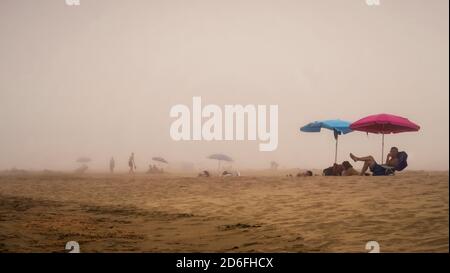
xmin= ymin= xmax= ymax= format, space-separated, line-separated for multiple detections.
xmin=0 ymin=0 xmax=448 ymax=171
xmin=0 ymin=0 xmax=448 ymax=253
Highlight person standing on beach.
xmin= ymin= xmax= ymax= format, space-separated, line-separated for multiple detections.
xmin=109 ymin=157 xmax=115 ymax=173
xmin=128 ymin=153 xmax=136 ymax=174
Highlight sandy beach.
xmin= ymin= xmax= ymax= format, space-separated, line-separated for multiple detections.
xmin=0 ymin=171 xmax=447 ymax=253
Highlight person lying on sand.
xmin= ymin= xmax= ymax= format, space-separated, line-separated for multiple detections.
xmin=341 ymin=161 xmax=359 ymax=176
xmin=222 ymin=170 xmax=232 ymax=176
xmin=323 ymin=163 xmax=344 ymax=176
xmin=198 ymin=170 xmax=210 ymax=177
xmin=221 ymin=170 xmax=233 ymax=177
xmin=221 ymin=170 xmax=241 ymax=177
xmin=297 ymin=170 xmax=313 ymax=177
xmin=350 ymin=146 xmax=404 ymax=176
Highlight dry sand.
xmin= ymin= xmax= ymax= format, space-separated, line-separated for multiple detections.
xmin=0 ymin=171 xmax=448 ymax=253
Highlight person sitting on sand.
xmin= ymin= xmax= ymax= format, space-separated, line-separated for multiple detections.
xmin=297 ymin=170 xmax=313 ymax=177
xmin=350 ymin=147 xmax=406 ymax=176
xmin=341 ymin=161 xmax=359 ymax=176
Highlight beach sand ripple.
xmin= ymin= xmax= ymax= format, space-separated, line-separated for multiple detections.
xmin=0 ymin=171 xmax=448 ymax=252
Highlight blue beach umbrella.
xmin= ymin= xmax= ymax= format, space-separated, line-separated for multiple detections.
xmin=300 ymin=120 xmax=352 ymax=163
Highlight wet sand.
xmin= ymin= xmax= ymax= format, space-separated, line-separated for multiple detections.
xmin=0 ymin=171 xmax=448 ymax=252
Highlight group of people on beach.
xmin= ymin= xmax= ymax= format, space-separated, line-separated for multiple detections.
xmin=108 ymin=153 xmax=136 ymax=174
xmin=200 ymin=146 xmax=407 ymax=178
xmin=315 ymin=146 xmax=408 ymax=177
xmin=107 ymin=147 xmax=407 ymax=177
xmin=108 ymin=153 xmax=164 ymax=174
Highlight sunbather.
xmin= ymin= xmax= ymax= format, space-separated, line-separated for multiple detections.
xmin=323 ymin=163 xmax=344 ymax=176
xmin=198 ymin=170 xmax=210 ymax=177
xmin=341 ymin=161 xmax=359 ymax=176
xmin=297 ymin=170 xmax=313 ymax=177
xmin=350 ymin=147 xmax=408 ymax=176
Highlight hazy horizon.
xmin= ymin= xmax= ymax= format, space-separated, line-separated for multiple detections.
xmin=0 ymin=0 xmax=448 ymax=171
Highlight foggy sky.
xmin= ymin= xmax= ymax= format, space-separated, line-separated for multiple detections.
xmin=0 ymin=0 xmax=448 ymax=171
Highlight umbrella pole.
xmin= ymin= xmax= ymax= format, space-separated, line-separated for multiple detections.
xmin=381 ymin=133 xmax=385 ymax=163
xmin=335 ymin=136 xmax=338 ymax=164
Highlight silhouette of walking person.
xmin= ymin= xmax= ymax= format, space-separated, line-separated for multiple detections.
xmin=109 ymin=157 xmax=115 ymax=173
xmin=128 ymin=153 xmax=136 ymax=174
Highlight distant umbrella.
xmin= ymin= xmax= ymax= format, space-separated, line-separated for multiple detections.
xmin=208 ymin=154 xmax=233 ymax=170
xmin=350 ymin=113 xmax=420 ymax=162
xmin=208 ymin=154 xmax=233 ymax=162
xmin=152 ymin=157 xmax=168 ymax=164
xmin=300 ymin=119 xmax=352 ymax=163
xmin=76 ymin=157 xmax=91 ymax=163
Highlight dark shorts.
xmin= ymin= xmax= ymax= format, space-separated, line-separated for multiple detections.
xmin=370 ymin=164 xmax=388 ymax=176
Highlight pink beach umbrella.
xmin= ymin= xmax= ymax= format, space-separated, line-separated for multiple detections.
xmin=350 ymin=114 xmax=420 ymax=162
